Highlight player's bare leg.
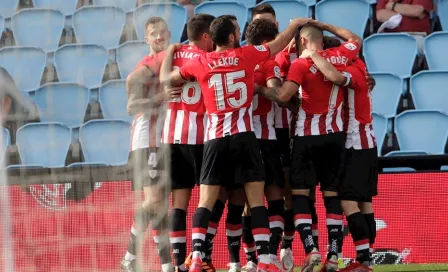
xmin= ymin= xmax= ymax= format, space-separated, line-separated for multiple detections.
xmin=226 ymin=189 xmax=246 ymax=272
xmin=170 ymin=188 xmax=192 ymax=272
xmin=242 ymin=204 xmax=258 ymax=272
xmin=359 ymin=202 xmax=376 ymax=267
xmin=265 ymin=185 xmax=285 ymax=269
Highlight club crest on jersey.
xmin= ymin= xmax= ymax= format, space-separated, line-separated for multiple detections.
xmin=344 ymin=43 xmax=357 ymax=51
xmin=255 ymin=64 xmax=260 ymax=70
xmin=274 ymin=66 xmax=281 ymax=78
xmin=149 ymin=170 xmax=158 ymax=179
xmin=254 ymin=45 xmax=267 ymax=51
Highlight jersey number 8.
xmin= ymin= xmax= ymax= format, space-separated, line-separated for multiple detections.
xmin=171 ymin=66 xmax=201 ymax=105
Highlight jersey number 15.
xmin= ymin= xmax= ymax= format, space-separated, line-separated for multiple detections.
xmin=209 ymin=70 xmax=248 ymax=110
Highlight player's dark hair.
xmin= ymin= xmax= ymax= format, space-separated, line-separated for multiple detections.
xmin=246 ymin=19 xmax=279 ymax=45
xmin=323 ymin=36 xmax=342 ymax=49
xmin=209 ymin=15 xmax=238 ymax=46
xmin=252 ymin=4 xmax=276 ymax=18
xmin=187 ymin=13 xmax=216 ymax=41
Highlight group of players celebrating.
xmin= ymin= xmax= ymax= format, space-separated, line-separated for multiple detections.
xmin=121 ymin=4 xmax=378 ymax=272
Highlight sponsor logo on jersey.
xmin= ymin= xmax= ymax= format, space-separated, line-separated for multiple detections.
xmin=274 ymin=66 xmax=281 ymax=78
xmin=344 ymin=42 xmax=357 ymax=51
xmin=255 ymin=45 xmax=267 ymax=52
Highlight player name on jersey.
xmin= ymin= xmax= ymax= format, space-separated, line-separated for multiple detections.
xmin=207 ymin=57 xmax=240 ymax=70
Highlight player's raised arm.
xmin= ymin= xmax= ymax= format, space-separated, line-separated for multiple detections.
xmin=126 ymin=66 xmax=167 ymax=116
xmin=256 ymin=80 xmax=301 ymax=105
xmin=265 ymin=17 xmax=312 ymax=57
xmin=159 ymin=43 xmax=186 ymax=87
xmin=310 ymin=19 xmax=363 ymax=47
xmin=301 ymin=49 xmax=349 ymax=87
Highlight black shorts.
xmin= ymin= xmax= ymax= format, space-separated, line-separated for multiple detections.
xmin=259 ymin=139 xmax=285 ymax=188
xmin=169 ymin=144 xmax=203 ymax=190
xmin=128 ymin=147 xmax=167 ymax=191
xmin=200 ymin=132 xmax=265 ymax=189
xmin=339 ymin=148 xmax=378 ymax=202
xmin=275 ymin=128 xmax=291 ymax=167
xmin=290 ymin=132 xmax=345 ymax=192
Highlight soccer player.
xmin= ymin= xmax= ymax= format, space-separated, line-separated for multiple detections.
xmin=121 ymin=16 xmax=172 ymax=272
xmin=256 ymin=20 xmax=363 ymax=272
xmin=160 ymin=14 xmax=216 ymax=272
xmin=303 ymin=49 xmax=377 ymax=272
xmin=161 ymin=15 xmax=311 ymax=272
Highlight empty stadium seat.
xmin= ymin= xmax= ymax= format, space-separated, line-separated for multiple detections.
xmin=372 ymin=113 xmax=387 ymax=155
xmin=438 ymin=0 xmax=448 ymax=31
xmin=99 ymin=80 xmax=131 ymax=122
xmin=441 ymin=165 xmax=448 ymax=170
xmin=316 ymin=0 xmax=369 ymax=38
xmin=411 ymin=71 xmax=448 ymax=112
xmin=54 ymin=44 xmax=108 ymax=89
xmin=195 ymin=1 xmax=248 ymax=39
xmin=33 ymin=0 xmax=77 ymax=16
xmin=16 ymin=123 xmax=71 ymax=167
xmin=93 ymin=0 xmax=137 ymax=13
xmin=3 ymin=128 xmax=10 ymax=149
xmin=33 ymin=83 xmax=90 ymax=128
xmin=394 ymin=110 xmax=448 ymax=154
xmin=116 ymin=41 xmax=149 ymax=79
xmin=260 ymin=1 xmax=309 ymax=32
xmin=73 ymin=6 xmax=126 ymax=50
xmin=424 ymin=32 xmax=448 ymax=70
xmin=382 ymin=167 xmax=416 ymax=172
xmin=364 ymin=34 xmax=418 ymax=78
xmin=12 ymin=9 xmax=64 ymax=52
xmin=79 ymin=120 xmax=130 ymax=165
xmin=0 ymin=16 xmax=4 ymax=34
xmin=216 ymin=0 xmax=257 ymax=7
xmin=0 ymin=0 xmax=18 ymax=18
xmin=134 ymin=3 xmax=187 ymax=43
xmin=0 ymin=47 xmax=46 ymax=92
xmin=371 ymin=73 xmax=403 ymax=117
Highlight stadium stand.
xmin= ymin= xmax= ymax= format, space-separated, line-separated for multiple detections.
xmin=438 ymin=0 xmax=448 ymax=31
xmin=0 ymin=16 xmax=4 ymax=34
xmin=116 ymin=41 xmax=149 ymax=79
xmin=32 ymin=83 xmax=90 ymax=128
xmin=93 ymin=0 xmax=137 ymax=13
xmin=54 ymin=44 xmax=108 ymax=89
xmin=0 ymin=46 xmax=46 ymax=92
xmin=214 ymin=0 xmax=257 ymax=8
xmin=32 ymin=0 xmax=78 ymax=16
xmin=371 ymin=73 xmax=403 ymax=117
xmin=260 ymin=0 xmax=310 ymax=31
xmin=394 ymin=110 xmax=448 ymax=154
xmin=99 ymin=80 xmax=132 ymax=123
xmin=134 ymin=3 xmax=187 ymax=44
xmin=424 ymin=31 xmax=448 ymax=70
xmin=382 ymin=167 xmax=416 ymax=172
xmin=411 ymin=71 xmax=448 ymax=112
xmin=372 ymin=113 xmax=387 ymax=156
xmin=78 ymin=120 xmax=130 ymax=166
xmin=315 ymin=0 xmax=370 ymax=38
xmin=11 ymin=9 xmax=64 ymax=52
xmin=0 ymin=0 xmax=18 ymax=18
xmin=3 ymin=128 xmax=10 ymax=149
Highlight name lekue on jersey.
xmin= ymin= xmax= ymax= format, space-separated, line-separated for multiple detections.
xmin=309 ymin=55 xmax=350 ymax=74
xmin=208 ymin=57 xmax=240 ymax=70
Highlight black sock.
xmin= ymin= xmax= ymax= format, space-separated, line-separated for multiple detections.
xmin=292 ymin=195 xmax=315 ymax=254
xmin=152 ymin=214 xmax=172 ymax=265
xmin=192 ymin=207 xmax=212 ymax=259
xmin=242 ymin=215 xmax=257 ymax=263
xmin=170 ymin=208 xmax=187 ymax=268
xmin=346 ymin=212 xmax=370 ymax=264
xmin=268 ymin=199 xmax=285 ymax=256
xmin=127 ymin=207 xmax=151 ymax=256
xmin=282 ymin=209 xmax=294 ymax=250
xmin=324 ymin=197 xmax=343 ymax=258
xmin=226 ymin=204 xmax=244 ymax=263
xmin=364 ymin=213 xmax=376 ymax=255
xmin=250 ymin=206 xmax=270 ymax=264
xmin=203 ymin=200 xmax=225 ymax=261
xmin=309 ymin=199 xmax=319 ymax=250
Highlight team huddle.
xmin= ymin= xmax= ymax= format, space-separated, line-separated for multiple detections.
xmin=121 ymin=4 xmax=378 ymax=272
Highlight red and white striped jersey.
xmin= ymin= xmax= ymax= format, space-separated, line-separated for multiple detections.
xmin=286 ymin=41 xmax=360 ymax=137
xmin=180 ymin=45 xmax=271 ymax=140
xmin=162 ymin=45 xmax=207 ymax=145
xmin=343 ymin=58 xmax=376 ymax=150
xmin=252 ymin=59 xmax=281 ymax=140
xmin=130 ymin=53 xmax=166 ymax=150
xmin=273 ymin=103 xmax=291 ymax=129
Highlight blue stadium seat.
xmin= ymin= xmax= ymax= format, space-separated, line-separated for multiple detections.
xmin=0 ymin=16 xmax=4 ymax=34
xmin=0 ymin=0 xmax=18 ymax=18
xmin=372 ymin=113 xmax=387 ymax=155
xmin=93 ymin=0 xmax=137 ymax=13
xmin=363 ymin=33 xmax=417 ymax=78
xmin=382 ymin=167 xmax=416 ymax=172
xmin=116 ymin=41 xmax=149 ymax=79
xmin=33 ymin=83 xmax=90 ymax=128
xmin=79 ymin=120 xmax=130 ymax=165
xmin=12 ymin=9 xmax=64 ymax=52
xmin=32 ymin=0 xmax=77 ymax=16
xmin=385 ymin=150 xmax=428 ymax=156
xmin=424 ymin=32 xmax=448 ymax=70
xmin=195 ymin=1 xmax=248 ymax=39
xmin=16 ymin=123 xmax=71 ymax=167
xmin=441 ymin=165 xmax=448 ymax=170
xmin=134 ymin=3 xmax=187 ymax=44
xmin=316 ymin=0 xmax=370 ymax=38
xmin=438 ymin=0 xmax=448 ymax=31
xmin=411 ymin=71 xmax=448 ymax=112
xmin=99 ymin=80 xmax=131 ymax=122
xmin=371 ymin=73 xmax=403 ymax=118
xmin=260 ymin=1 xmax=309 ymax=32
xmin=54 ymin=44 xmax=108 ymax=89
xmin=216 ymin=0 xmax=257 ymax=7
xmin=0 ymin=47 xmax=46 ymax=92
xmin=3 ymin=128 xmax=10 ymax=149
xmin=73 ymin=6 xmax=126 ymax=50
xmin=394 ymin=110 xmax=448 ymax=154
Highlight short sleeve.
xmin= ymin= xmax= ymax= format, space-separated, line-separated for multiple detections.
xmin=376 ymin=0 xmax=387 ymax=10
xmin=274 ymin=51 xmax=291 ymax=78
xmin=263 ymin=60 xmax=282 ymax=82
xmin=337 ymin=41 xmax=360 ymax=62
xmin=242 ymin=45 xmax=271 ymax=68
xmin=179 ymin=57 xmax=200 ymax=81
xmin=286 ymin=59 xmax=309 ymax=86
